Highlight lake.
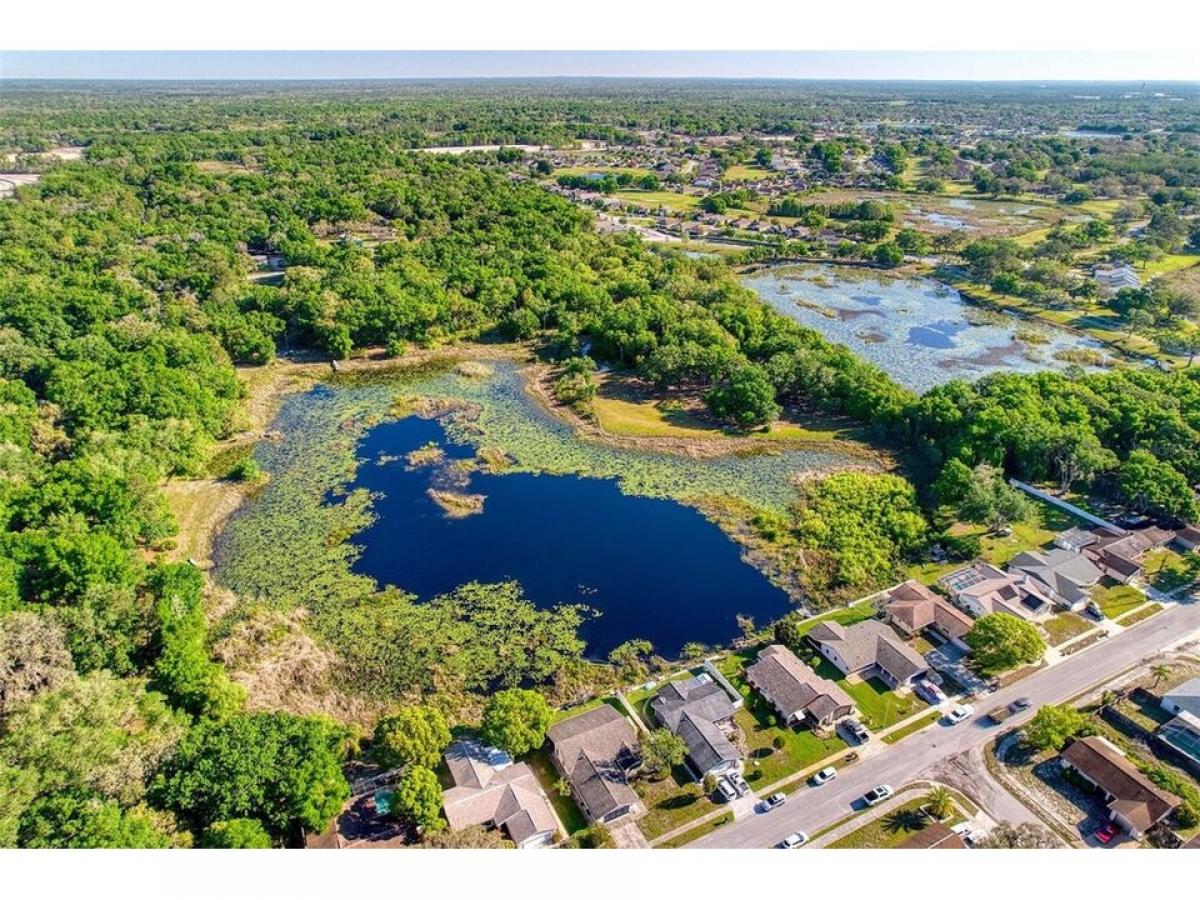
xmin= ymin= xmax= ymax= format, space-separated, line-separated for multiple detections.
xmin=743 ymin=264 xmax=1118 ymax=392
xmin=346 ymin=413 xmax=795 ymax=659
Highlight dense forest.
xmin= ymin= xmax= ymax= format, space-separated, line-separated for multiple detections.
xmin=2 ymin=81 xmax=1199 ymax=847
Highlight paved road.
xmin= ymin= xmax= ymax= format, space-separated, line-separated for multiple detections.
xmin=690 ymin=598 xmax=1200 ymax=848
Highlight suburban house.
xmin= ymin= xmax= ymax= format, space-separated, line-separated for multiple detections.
xmin=1083 ymin=526 xmax=1175 ymax=584
xmin=1173 ymin=525 xmax=1200 ymax=553
xmin=1093 ymin=263 xmax=1141 ymax=295
xmin=441 ymin=740 xmax=558 ymax=848
xmin=1159 ymin=677 xmax=1200 ymax=767
xmin=1058 ymin=735 xmax=1181 ymax=838
xmin=897 ymin=821 xmax=966 ymax=849
xmin=547 ymin=705 xmax=643 ymax=825
xmin=939 ymin=561 xmax=1055 ymax=623
xmin=883 ymin=579 xmax=975 ymax=650
xmin=807 ymin=619 xmax=928 ymax=689
xmin=1054 ymin=526 xmax=1099 ymax=554
xmin=1007 ymin=548 xmax=1102 ymax=612
xmin=648 ymin=676 xmax=741 ymax=781
xmin=745 ymin=644 xmax=856 ymax=730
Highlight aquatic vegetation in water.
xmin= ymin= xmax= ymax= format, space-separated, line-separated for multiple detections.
xmin=426 ymin=488 xmax=487 ymax=517
xmin=744 ymin=264 xmax=1119 ymax=392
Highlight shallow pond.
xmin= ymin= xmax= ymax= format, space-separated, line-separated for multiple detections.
xmin=744 ymin=264 xmax=1118 ymax=392
xmin=215 ymin=361 xmax=868 ymax=659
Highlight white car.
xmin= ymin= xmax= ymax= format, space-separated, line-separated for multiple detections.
xmin=946 ymin=703 xmax=974 ymax=725
xmin=777 ymin=831 xmax=809 ymax=848
xmin=916 ymin=680 xmax=947 ymax=704
xmin=714 ymin=776 xmax=738 ymax=802
xmin=761 ymin=792 xmax=787 ymax=811
xmin=811 ymin=766 xmax=838 ymax=786
xmin=863 ymin=784 xmax=893 ymax=807
xmin=951 ymin=822 xmax=977 ymax=845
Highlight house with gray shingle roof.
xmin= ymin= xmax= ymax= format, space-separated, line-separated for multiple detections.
xmin=1008 ymin=548 xmax=1101 ymax=612
xmin=746 ymin=644 xmax=856 ymax=729
xmin=547 ymin=705 xmax=643 ymax=825
xmin=441 ymin=740 xmax=558 ymax=848
xmin=808 ymin=619 xmax=928 ymax=690
xmin=648 ymin=676 xmax=741 ymax=781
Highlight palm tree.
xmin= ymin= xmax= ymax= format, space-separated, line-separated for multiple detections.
xmin=1151 ymin=664 xmax=1172 ymax=689
xmin=923 ymin=786 xmax=955 ymax=821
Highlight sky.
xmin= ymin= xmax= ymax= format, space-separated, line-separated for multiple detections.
xmin=2 ymin=51 xmax=1198 ymax=82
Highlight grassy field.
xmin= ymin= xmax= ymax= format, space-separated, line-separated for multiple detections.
xmin=723 ymin=164 xmax=778 ymax=182
xmin=550 ymin=695 xmax=626 ymax=724
xmin=734 ymin=706 xmax=847 ymax=788
xmin=612 ymin=189 xmax=699 ymax=212
xmin=589 ymin=389 xmax=860 ymax=445
xmin=1143 ymin=547 xmax=1200 ymax=592
xmin=656 ymin=812 xmax=734 ymax=848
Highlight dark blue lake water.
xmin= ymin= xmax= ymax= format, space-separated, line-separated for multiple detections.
xmin=346 ymin=416 xmax=795 ymax=659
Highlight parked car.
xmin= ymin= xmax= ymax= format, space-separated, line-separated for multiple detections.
xmin=985 ymin=705 xmax=1012 ymax=725
xmin=811 ymin=766 xmax=838 ymax=786
xmin=863 ymin=784 xmax=893 ymax=807
xmin=951 ymin=822 xmax=977 ymax=846
xmin=845 ymin=718 xmax=870 ymax=743
xmin=945 ymin=703 xmax=974 ymax=725
xmin=1094 ymin=823 xmax=1121 ymax=844
xmin=777 ymin=831 xmax=809 ymax=848
xmin=1085 ymin=600 xmax=1104 ymax=620
xmin=728 ymin=771 xmax=750 ymax=797
xmin=916 ymin=680 xmax=947 ymax=705
xmin=762 ymin=792 xmax=786 ymax=811
xmin=715 ymin=776 xmax=738 ymax=802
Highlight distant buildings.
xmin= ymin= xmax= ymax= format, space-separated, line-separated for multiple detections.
xmin=1093 ymin=264 xmax=1141 ymax=295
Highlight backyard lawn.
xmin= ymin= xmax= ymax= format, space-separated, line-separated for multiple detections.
xmin=735 ymin=706 xmax=846 ymax=787
xmin=1143 ymin=548 xmax=1199 ymax=592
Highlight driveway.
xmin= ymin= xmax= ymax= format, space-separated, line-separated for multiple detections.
xmin=926 ymin=642 xmax=990 ymax=695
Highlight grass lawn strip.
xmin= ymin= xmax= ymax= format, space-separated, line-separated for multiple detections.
xmin=882 ymin=710 xmax=942 ymax=745
xmin=1117 ymin=603 xmax=1164 ymax=627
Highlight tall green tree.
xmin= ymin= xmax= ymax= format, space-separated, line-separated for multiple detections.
xmin=371 ymin=705 xmax=451 ymax=770
xmin=481 ymin=689 xmax=553 ymax=757
xmin=964 ymin=614 xmax=1045 ymax=675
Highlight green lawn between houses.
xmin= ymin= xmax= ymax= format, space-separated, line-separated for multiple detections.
xmin=633 ymin=767 xmax=718 ymax=841
xmin=525 ymin=747 xmax=588 ymax=837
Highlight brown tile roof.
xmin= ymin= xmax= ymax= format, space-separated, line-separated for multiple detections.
xmin=746 ymin=644 xmax=855 ymax=723
xmin=897 ymin=821 xmax=966 ymax=849
xmin=1060 ymin=736 xmax=1181 ymax=833
xmin=886 ymin=580 xmax=974 ymax=640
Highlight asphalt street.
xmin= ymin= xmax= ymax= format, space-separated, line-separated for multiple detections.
xmin=690 ymin=598 xmax=1200 ymax=848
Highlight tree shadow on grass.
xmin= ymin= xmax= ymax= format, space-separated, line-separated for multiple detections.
xmin=883 ymin=809 xmax=927 ymax=834
xmin=656 ymin=794 xmax=699 ymax=812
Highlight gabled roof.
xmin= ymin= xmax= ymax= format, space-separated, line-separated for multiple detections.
xmin=1009 ymin=548 xmax=1101 ymax=604
xmin=1060 ymin=736 xmax=1180 ymax=833
xmin=548 ymin=705 xmax=640 ymax=820
xmin=746 ymin=644 xmax=855 ymax=722
xmin=442 ymin=741 xmax=557 ymax=843
xmin=649 ymin=677 xmax=739 ymax=774
xmin=885 ymin=579 xmax=974 ymax=639
xmin=809 ymin=619 xmax=927 ymax=682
